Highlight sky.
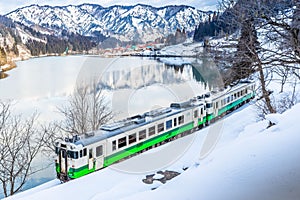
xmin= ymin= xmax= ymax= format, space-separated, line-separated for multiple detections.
xmin=0 ymin=0 xmax=219 ymax=15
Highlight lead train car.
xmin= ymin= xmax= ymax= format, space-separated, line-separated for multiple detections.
xmin=55 ymin=81 xmax=255 ymax=181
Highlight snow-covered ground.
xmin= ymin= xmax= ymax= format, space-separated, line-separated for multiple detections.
xmin=160 ymin=42 xmax=203 ymax=57
xmin=4 ymin=85 xmax=300 ymax=200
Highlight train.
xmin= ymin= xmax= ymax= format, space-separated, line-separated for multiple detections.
xmin=55 ymin=81 xmax=255 ymax=181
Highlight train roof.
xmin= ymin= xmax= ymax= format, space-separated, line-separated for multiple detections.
xmin=74 ymin=107 xmax=185 ymax=147
xmin=72 ymin=98 xmax=206 ymax=147
xmin=209 ymin=81 xmax=255 ymax=101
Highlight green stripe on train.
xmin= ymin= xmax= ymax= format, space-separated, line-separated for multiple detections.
xmin=104 ymin=122 xmax=195 ymax=167
xmin=218 ymin=93 xmax=254 ymax=116
xmin=198 ymin=117 xmax=207 ymax=125
xmin=68 ymin=164 xmax=95 ymax=179
xmin=56 ymin=162 xmax=95 ymax=179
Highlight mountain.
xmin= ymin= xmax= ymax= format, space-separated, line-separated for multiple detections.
xmin=0 ymin=13 xmax=98 ymax=67
xmin=6 ymin=4 xmax=210 ymax=43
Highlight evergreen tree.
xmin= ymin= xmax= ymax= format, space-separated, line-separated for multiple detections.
xmin=230 ymin=18 xmax=258 ymax=82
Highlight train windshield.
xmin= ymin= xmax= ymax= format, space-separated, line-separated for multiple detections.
xmin=68 ymin=151 xmax=79 ymax=159
xmin=56 ymin=147 xmax=79 ymax=159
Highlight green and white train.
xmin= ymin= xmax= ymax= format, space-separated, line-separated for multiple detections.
xmin=55 ymin=81 xmax=255 ymax=181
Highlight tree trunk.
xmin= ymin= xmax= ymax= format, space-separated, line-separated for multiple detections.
xmin=257 ymin=60 xmax=276 ymax=114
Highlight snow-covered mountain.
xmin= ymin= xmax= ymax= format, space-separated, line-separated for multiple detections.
xmin=6 ymin=4 xmax=210 ymax=42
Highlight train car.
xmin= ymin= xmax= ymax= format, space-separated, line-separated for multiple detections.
xmin=55 ymin=81 xmax=255 ymax=181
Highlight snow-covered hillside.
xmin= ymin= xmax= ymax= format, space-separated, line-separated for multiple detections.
xmin=6 ymin=4 xmax=210 ymax=42
xmin=4 ymin=85 xmax=300 ymax=199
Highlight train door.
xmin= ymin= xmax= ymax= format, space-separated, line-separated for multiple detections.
xmin=193 ymin=109 xmax=199 ymax=127
xmin=60 ymin=149 xmax=68 ymax=175
xmin=95 ymin=144 xmax=105 ymax=170
xmin=88 ymin=148 xmax=94 ymax=170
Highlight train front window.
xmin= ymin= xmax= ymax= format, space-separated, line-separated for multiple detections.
xmin=69 ymin=151 xmax=78 ymax=159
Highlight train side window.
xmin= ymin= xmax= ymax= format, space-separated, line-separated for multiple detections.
xmin=227 ymin=96 xmax=230 ymax=102
xmin=194 ymin=110 xmax=198 ymax=118
xmin=216 ymin=102 xmax=218 ymax=109
xmin=89 ymin=149 xmax=93 ymax=159
xmin=112 ymin=140 xmax=116 ymax=151
xmin=174 ymin=118 xmax=177 ymax=127
xmin=80 ymin=150 xmax=83 ymax=158
xmin=139 ymin=130 xmax=146 ymax=140
xmin=118 ymin=137 xmax=127 ymax=148
xmin=166 ymin=120 xmax=172 ymax=130
xmin=129 ymin=133 xmax=137 ymax=144
xmin=158 ymin=123 xmax=164 ymax=133
xmin=200 ymin=108 xmax=203 ymax=115
xmin=148 ymin=126 xmax=155 ymax=136
xmin=178 ymin=115 xmax=184 ymax=125
xmin=83 ymin=148 xmax=87 ymax=156
xmin=96 ymin=146 xmax=103 ymax=157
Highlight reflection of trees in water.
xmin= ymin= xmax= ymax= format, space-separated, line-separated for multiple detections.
xmin=98 ymin=62 xmax=196 ymax=90
xmin=191 ymin=58 xmax=224 ymax=89
xmin=162 ymin=58 xmax=224 ymax=90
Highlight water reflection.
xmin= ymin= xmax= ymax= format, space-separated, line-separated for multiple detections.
xmin=75 ymin=57 xmax=222 ymax=119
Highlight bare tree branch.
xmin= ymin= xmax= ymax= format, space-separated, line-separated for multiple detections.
xmin=0 ymin=101 xmax=48 ymax=197
xmin=58 ymin=82 xmax=113 ymax=136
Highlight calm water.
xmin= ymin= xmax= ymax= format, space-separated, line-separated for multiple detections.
xmin=0 ymin=55 xmax=223 ymax=196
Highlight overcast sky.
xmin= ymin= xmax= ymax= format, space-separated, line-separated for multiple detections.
xmin=0 ymin=0 xmax=219 ymax=15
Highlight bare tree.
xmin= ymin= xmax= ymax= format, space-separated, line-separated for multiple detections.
xmin=217 ymin=0 xmax=300 ymax=114
xmin=0 ymin=101 xmax=47 ymax=197
xmin=58 ymin=83 xmax=113 ymax=135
